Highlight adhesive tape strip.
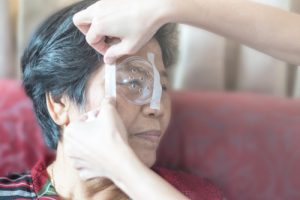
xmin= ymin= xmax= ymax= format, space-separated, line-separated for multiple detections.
xmin=147 ymin=52 xmax=162 ymax=110
xmin=105 ymin=64 xmax=116 ymax=98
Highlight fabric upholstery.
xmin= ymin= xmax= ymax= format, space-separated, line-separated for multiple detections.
xmin=157 ymin=91 xmax=300 ymax=200
xmin=1 ymin=79 xmax=300 ymax=199
xmin=0 ymin=79 xmax=48 ymax=176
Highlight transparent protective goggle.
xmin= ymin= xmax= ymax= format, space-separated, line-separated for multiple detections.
xmin=105 ymin=53 xmax=162 ymax=109
xmin=116 ymin=56 xmax=154 ymax=105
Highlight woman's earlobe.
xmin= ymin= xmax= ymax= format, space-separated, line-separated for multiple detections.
xmin=46 ymin=93 xmax=70 ymax=126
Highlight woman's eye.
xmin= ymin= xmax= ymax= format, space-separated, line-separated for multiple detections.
xmin=130 ymin=82 xmax=137 ymax=89
xmin=118 ymin=78 xmax=142 ymax=88
xmin=128 ymin=80 xmax=142 ymax=89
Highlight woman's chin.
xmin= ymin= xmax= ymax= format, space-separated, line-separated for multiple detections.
xmin=136 ymin=147 xmax=157 ymax=167
xmin=129 ymin=135 xmax=161 ymax=167
xmin=140 ymin=153 xmax=156 ymax=167
xmin=129 ymin=143 xmax=157 ymax=167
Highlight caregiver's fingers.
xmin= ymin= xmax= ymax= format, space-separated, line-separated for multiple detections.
xmin=71 ymin=158 xmax=88 ymax=170
xmin=93 ymin=41 xmax=110 ymax=55
xmin=100 ymin=96 xmax=116 ymax=110
xmin=104 ymin=41 xmax=137 ymax=64
xmin=76 ymin=24 xmax=90 ymax=35
xmin=73 ymin=9 xmax=92 ymax=28
xmin=79 ymin=169 xmax=99 ymax=181
xmin=85 ymin=22 xmax=108 ymax=51
xmin=77 ymin=108 xmax=100 ymax=122
xmin=73 ymin=11 xmax=93 ymax=35
xmin=96 ymin=100 xmax=115 ymax=119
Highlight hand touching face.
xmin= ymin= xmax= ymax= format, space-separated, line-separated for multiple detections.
xmin=66 ymin=39 xmax=171 ymax=167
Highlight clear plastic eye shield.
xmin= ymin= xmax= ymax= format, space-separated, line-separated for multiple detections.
xmin=105 ymin=52 xmax=162 ymax=110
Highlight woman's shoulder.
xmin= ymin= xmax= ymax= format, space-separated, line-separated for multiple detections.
xmin=0 ymin=172 xmax=36 ymax=198
xmin=153 ymin=167 xmax=226 ymax=200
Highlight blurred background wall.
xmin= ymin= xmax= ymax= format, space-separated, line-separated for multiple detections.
xmin=0 ymin=0 xmax=299 ymax=97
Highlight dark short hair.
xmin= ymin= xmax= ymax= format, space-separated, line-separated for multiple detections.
xmin=21 ymin=0 xmax=177 ymax=149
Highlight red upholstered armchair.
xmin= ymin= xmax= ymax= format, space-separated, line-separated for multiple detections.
xmin=0 ymin=80 xmax=49 ymax=175
xmin=1 ymin=79 xmax=300 ymax=200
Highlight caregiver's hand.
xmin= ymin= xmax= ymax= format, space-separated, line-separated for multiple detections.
xmin=73 ymin=0 xmax=171 ymax=64
xmin=63 ymin=97 xmax=133 ymax=181
xmin=63 ymin=97 xmax=189 ymax=200
xmin=74 ymin=0 xmax=300 ymax=65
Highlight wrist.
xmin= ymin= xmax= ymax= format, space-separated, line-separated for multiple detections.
xmin=156 ymin=0 xmax=178 ymax=25
xmin=109 ymin=147 xmax=146 ymax=195
xmin=159 ymin=0 xmax=209 ymax=26
xmin=149 ymin=0 xmax=178 ymax=28
xmin=110 ymin=150 xmax=188 ymax=200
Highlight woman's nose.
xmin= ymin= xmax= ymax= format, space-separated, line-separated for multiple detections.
xmin=142 ymin=102 xmax=164 ymax=118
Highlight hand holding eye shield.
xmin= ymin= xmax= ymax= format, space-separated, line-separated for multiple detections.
xmin=63 ymin=97 xmax=135 ymax=181
xmin=63 ymin=97 xmax=188 ymax=199
xmin=74 ymin=0 xmax=300 ymax=65
xmin=73 ymin=0 xmax=168 ymax=64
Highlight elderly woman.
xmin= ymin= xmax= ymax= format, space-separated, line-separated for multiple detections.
xmin=0 ymin=0 xmax=224 ymax=199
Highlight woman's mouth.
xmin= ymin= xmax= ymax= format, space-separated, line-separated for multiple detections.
xmin=133 ymin=130 xmax=161 ymax=143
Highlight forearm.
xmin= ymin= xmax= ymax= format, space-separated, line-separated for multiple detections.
xmin=163 ymin=0 xmax=300 ymax=65
xmin=112 ymin=148 xmax=188 ymax=200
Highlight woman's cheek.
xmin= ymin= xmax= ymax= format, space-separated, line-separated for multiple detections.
xmin=161 ymin=98 xmax=172 ymax=133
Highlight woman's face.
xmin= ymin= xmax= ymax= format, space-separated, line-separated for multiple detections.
xmin=67 ymin=39 xmax=171 ymax=167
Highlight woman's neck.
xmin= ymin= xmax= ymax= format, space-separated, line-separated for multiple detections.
xmin=47 ymin=143 xmax=129 ymax=200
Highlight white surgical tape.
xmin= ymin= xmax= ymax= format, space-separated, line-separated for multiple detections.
xmin=147 ymin=52 xmax=162 ymax=110
xmin=105 ymin=64 xmax=116 ymax=98
xmin=84 ymin=64 xmax=115 ymax=122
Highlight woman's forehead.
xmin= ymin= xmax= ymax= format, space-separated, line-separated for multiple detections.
xmin=117 ymin=39 xmax=163 ymax=66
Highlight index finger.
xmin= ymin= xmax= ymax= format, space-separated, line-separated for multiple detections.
xmin=96 ymin=97 xmax=116 ymax=119
xmin=73 ymin=9 xmax=93 ymax=27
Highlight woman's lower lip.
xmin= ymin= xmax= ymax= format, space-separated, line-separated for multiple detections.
xmin=134 ymin=131 xmax=161 ymax=143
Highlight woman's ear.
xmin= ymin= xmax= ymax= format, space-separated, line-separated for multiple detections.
xmin=46 ymin=93 xmax=70 ymax=126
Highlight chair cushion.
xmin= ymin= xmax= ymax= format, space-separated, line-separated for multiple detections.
xmin=0 ymin=79 xmax=47 ymax=176
xmin=157 ymin=91 xmax=300 ymax=200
